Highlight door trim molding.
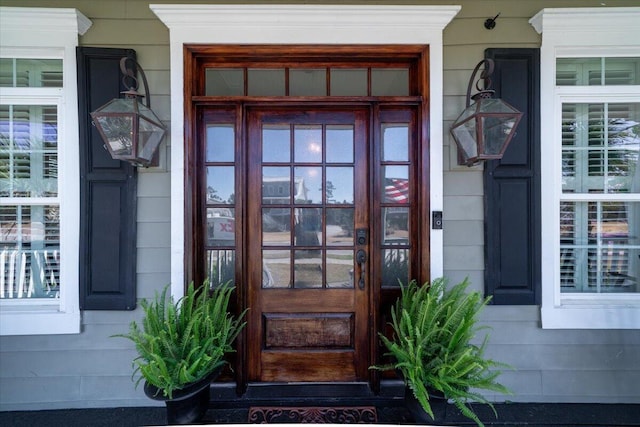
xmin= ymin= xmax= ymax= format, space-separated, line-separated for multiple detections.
xmin=151 ymin=4 xmax=458 ymax=298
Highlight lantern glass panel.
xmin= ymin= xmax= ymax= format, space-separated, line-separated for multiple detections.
xmin=450 ymin=114 xmax=479 ymax=160
xmin=94 ymin=115 xmax=134 ymax=156
xmin=477 ymin=98 xmax=517 ymax=114
xmin=99 ymin=97 xmax=136 ymax=113
xmin=138 ymin=115 xmax=165 ymax=162
xmin=480 ymin=115 xmax=518 ymax=155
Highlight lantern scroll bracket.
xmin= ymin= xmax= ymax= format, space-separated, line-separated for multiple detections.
xmin=449 ymin=58 xmax=523 ymax=167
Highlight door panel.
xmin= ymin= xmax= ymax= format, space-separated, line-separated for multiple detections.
xmin=247 ymin=108 xmax=369 ymax=382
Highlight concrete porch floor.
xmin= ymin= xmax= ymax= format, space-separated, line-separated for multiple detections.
xmin=1 ymin=402 xmax=639 ymax=426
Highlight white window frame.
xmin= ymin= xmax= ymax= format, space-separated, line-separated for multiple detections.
xmin=531 ymin=7 xmax=640 ymax=329
xmin=0 ymin=7 xmax=92 ymax=335
xmin=150 ymin=4 xmax=460 ymax=299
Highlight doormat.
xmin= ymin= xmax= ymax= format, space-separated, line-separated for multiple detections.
xmin=248 ymin=406 xmax=377 ymax=423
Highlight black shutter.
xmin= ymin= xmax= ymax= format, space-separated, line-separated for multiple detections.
xmin=484 ymin=48 xmax=541 ymax=305
xmin=77 ymin=47 xmax=137 ymax=310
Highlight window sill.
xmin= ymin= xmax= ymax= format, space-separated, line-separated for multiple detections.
xmin=541 ymin=304 xmax=640 ymax=329
xmin=0 ymin=306 xmax=80 ymax=336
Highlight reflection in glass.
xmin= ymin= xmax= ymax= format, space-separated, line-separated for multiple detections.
xmin=0 ymin=204 xmax=61 ymax=299
xmin=205 ymin=68 xmax=243 ymax=96
xmin=382 ymin=166 xmax=409 ymax=203
xmin=561 ymin=103 xmax=639 ymax=194
xmin=381 ymin=248 xmax=409 ymax=288
xmin=330 ymin=68 xmax=367 ymax=96
xmin=263 ymin=208 xmax=290 ymax=246
xmin=382 ymin=124 xmax=409 ymax=161
xmin=556 ymin=57 xmax=640 ymax=86
xmin=555 ymin=58 xmax=600 ymax=86
xmin=206 ymin=166 xmax=235 ymax=203
xmin=206 ymin=124 xmax=234 ymax=162
xmin=206 ymin=208 xmax=235 ymax=246
xmin=262 ymin=167 xmax=290 ymax=203
xmin=327 ymin=250 xmax=354 ymax=288
xmin=560 ymin=201 xmax=639 ymax=293
xmin=371 ymin=68 xmax=409 ymax=96
xmin=262 ymin=250 xmax=290 ymax=288
xmin=294 ymin=250 xmax=322 ymax=288
xmin=290 ymin=69 xmax=326 ymax=96
xmin=248 ymin=69 xmax=285 ymax=96
xmin=206 ymin=250 xmax=235 ymax=288
xmin=294 ymin=125 xmax=322 ymax=163
xmin=0 ymin=104 xmax=58 ymax=198
xmin=326 ymin=208 xmax=354 ymax=246
xmin=294 ymin=167 xmax=322 ymax=203
xmin=0 ymin=58 xmax=63 ymax=88
xmin=262 ymin=125 xmax=290 ymax=163
xmin=326 ymin=125 xmax=354 ymax=163
xmin=295 ymin=208 xmax=322 ymax=246
xmin=326 ymin=167 xmax=354 ymax=204
xmin=382 ymin=207 xmax=409 ymax=244
xmin=561 ymin=248 xmax=639 ymax=293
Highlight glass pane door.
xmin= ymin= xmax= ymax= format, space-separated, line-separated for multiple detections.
xmin=246 ymin=108 xmax=369 ymax=382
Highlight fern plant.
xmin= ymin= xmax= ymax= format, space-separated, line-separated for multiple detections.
xmin=115 ymin=281 xmax=246 ymax=399
xmin=375 ymin=277 xmax=511 ymax=427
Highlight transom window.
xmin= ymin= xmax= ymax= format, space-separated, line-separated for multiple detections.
xmin=556 ymin=57 xmax=640 ymax=86
xmin=205 ymin=66 xmax=410 ymax=97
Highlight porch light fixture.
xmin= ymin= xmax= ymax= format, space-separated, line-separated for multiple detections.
xmin=450 ymin=59 xmax=523 ymax=167
xmin=90 ymin=56 xmax=167 ymax=167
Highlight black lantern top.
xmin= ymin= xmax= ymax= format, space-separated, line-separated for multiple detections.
xmin=450 ymin=59 xmax=523 ymax=167
xmin=91 ymin=57 xmax=167 ymax=167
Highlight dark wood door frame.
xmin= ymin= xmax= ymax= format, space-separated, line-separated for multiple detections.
xmin=184 ymin=45 xmax=431 ymax=395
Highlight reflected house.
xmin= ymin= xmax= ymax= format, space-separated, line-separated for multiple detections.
xmin=589 ymin=220 xmax=638 ymax=291
xmin=207 ymin=208 xmax=234 ymax=246
xmin=262 ymin=176 xmax=308 ymax=233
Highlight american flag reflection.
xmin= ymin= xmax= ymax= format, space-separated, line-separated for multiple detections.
xmin=384 ymin=178 xmax=409 ymax=203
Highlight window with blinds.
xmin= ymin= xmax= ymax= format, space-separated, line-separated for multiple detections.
xmin=0 ymin=58 xmax=62 ymax=300
xmin=0 ymin=58 xmax=63 ymax=88
xmin=557 ymin=57 xmax=640 ymax=294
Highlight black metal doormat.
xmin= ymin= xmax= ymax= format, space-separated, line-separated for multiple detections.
xmin=248 ymin=406 xmax=378 ymax=423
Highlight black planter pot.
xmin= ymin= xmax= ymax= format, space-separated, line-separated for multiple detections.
xmin=143 ymin=368 xmax=221 ymax=425
xmin=404 ymin=385 xmax=447 ymax=425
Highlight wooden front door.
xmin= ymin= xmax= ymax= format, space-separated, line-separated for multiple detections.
xmin=189 ymin=45 xmax=429 ymax=388
xmin=246 ymin=108 xmax=370 ymax=381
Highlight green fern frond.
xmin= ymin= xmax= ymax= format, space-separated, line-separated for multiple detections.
xmin=372 ymin=277 xmax=512 ymax=427
xmin=112 ymin=281 xmax=246 ymax=399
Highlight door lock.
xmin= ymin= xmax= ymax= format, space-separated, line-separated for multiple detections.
xmin=356 ymin=228 xmax=368 ymax=245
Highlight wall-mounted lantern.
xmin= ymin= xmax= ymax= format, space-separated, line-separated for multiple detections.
xmin=91 ymin=57 xmax=166 ymax=167
xmin=450 ymin=59 xmax=523 ymax=167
